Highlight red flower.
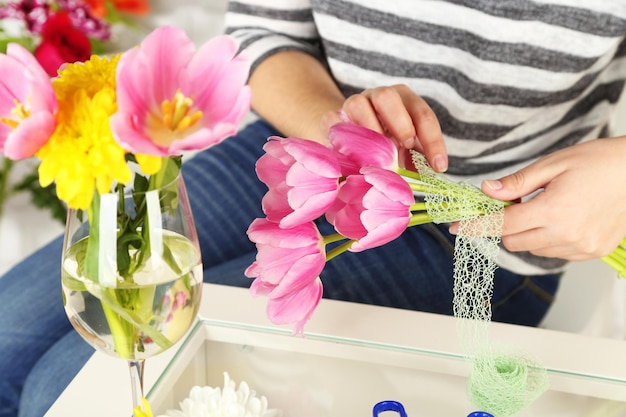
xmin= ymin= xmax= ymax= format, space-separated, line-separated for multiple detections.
xmin=84 ymin=0 xmax=149 ymax=18
xmin=34 ymin=11 xmax=92 ymax=77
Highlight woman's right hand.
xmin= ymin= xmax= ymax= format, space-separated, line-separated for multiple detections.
xmin=321 ymin=84 xmax=448 ymax=172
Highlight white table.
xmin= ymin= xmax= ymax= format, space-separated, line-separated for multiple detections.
xmin=46 ymin=283 xmax=626 ymax=417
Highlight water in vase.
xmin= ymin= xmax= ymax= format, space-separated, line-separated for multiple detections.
xmin=61 ymin=231 xmax=202 ymax=360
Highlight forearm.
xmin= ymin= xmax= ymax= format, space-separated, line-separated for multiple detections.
xmin=249 ymin=50 xmax=345 ymax=144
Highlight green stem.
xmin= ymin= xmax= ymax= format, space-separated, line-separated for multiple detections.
xmin=408 ymin=212 xmax=434 ymax=227
xmin=397 ymin=167 xmax=424 ymax=182
xmin=102 ymin=295 xmax=135 ymax=359
xmin=323 ymin=233 xmax=348 ymax=245
xmin=326 ymin=240 xmax=355 ymax=262
xmin=410 ymin=201 xmax=427 ymax=212
xmin=94 ymin=286 xmax=173 ymax=351
xmin=0 ymin=158 xmax=14 ymax=219
xmin=408 ymin=182 xmax=442 ymax=195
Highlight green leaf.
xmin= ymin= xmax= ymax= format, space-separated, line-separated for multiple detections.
xmin=116 ymin=230 xmax=144 ymax=278
xmin=84 ymin=193 xmax=102 ymax=283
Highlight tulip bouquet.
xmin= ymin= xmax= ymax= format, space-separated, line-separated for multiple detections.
xmin=245 ymin=121 xmax=626 ymax=334
xmin=0 ymin=0 xmax=149 ymax=222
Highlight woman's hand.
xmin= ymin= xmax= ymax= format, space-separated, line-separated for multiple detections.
xmin=321 ymin=84 xmax=448 ymax=172
xmin=479 ymin=137 xmax=626 ymax=261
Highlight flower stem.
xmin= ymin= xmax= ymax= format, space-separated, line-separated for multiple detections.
xmin=0 ymin=158 xmax=14 ymax=219
xmin=410 ymin=202 xmax=427 ymax=212
xmin=397 ymin=167 xmax=424 ymax=182
xmin=102 ymin=297 xmax=135 ymax=359
xmin=323 ymin=233 xmax=348 ymax=245
xmin=326 ymin=239 xmax=355 ymax=262
xmin=408 ymin=182 xmax=441 ymax=195
xmin=408 ymin=212 xmax=433 ymax=227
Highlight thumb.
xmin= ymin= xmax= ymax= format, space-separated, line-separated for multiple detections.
xmin=482 ymin=163 xmax=553 ymax=201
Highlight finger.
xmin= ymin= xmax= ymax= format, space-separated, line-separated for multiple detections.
xmin=530 ymin=246 xmax=594 ymax=261
xmin=481 ymin=155 xmax=563 ymax=202
xmin=392 ymin=86 xmax=446 ymax=172
xmin=500 ymin=226 xmax=554 ymax=253
xmin=448 ymin=199 xmax=541 ymax=238
xmin=363 ymin=86 xmax=417 ymax=146
xmin=342 ymin=92 xmax=385 ymax=134
xmin=503 ymin=233 xmax=592 ymax=261
xmin=347 ymin=86 xmax=448 ymax=172
xmin=499 ymin=199 xmax=545 ymax=236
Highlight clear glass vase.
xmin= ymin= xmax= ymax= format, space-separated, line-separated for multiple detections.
xmin=61 ymin=172 xmax=203 ymax=412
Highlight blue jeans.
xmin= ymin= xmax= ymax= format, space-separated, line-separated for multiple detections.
xmin=0 ymin=119 xmax=560 ymax=417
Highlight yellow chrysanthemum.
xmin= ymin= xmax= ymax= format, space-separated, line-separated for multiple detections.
xmin=52 ymin=54 xmax=121 ymax=102
xmin=37 ymin=54 xmax=132 ymax=209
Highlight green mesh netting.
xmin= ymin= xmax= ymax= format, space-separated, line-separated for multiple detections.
xmin=411 ymin=153 xmax=548 ymax=417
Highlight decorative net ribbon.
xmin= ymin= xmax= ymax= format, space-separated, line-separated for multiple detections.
xmin=412 ymin=153 xmax=548 ymax=417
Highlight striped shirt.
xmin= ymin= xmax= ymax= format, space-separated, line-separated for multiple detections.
xmin=225 ymin=0 xmax=626 ymax=275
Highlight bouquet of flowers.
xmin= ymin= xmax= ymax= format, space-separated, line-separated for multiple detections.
xmin=0 ymin=21 xmax=251 ymax=208
xmin=0 ymin=22 xmax=251 ymax=417
xmin=244 ymin=121 xmax=626 ymax=334
xmin=0 ymin=0 xmax=150 ymax=222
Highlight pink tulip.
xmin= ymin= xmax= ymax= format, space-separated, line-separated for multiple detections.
xmin=264 ymin=278 xmax=323 ymax=335
xmin=110 ymin=26 xmax=251 ymax=156
xmin=257 ymin=137 xmax=341 ymax=228
xmin=245 ymin=218 xmax=326 ymax=332
xmin=0 ymin=43 xmax=57 ymax=160
xmin=328 ymin=122 xmax=397 ymax=175
xmin=327 ymin=166 xmax=413 ymax=252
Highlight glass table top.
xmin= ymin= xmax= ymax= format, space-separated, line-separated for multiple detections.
xmin=143 ymin=284 xmax=626 ymax=417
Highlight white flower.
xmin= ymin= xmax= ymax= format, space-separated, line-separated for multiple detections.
xmin=157 ymin=372 xmax=282 ymax=417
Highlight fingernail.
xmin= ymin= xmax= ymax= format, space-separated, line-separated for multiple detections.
xmin=433 ymin=154 xmax=447 ymax=172
xmin=449 ymin=223 xmax=458 ymax=234
xmin=403 ymin=137 xmax=415 ymax=148
xmin=483 ymin=179 xmax=503 ymax=190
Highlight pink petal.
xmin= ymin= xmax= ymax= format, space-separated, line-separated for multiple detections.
xmin=361 ymin=166 xmax=414 ymax=207
xmin=109 ymin=112 xmax=164 ymax=155
xmin=266 ymin=278 xmax=323 ymax=335
xmin=326 ymin=176 xmax=369 ymax=239
xmin=350 ymin=217 xmax=410 ymax=252
xmin=137 ymin=26 xmax=196 ymax=103
xmin=249 ymin=277 xmax=276 ymax=296
xmin=329 ymin=122 xmax=397 ymax=173
xmin=256 ymin=142 xmax=293 ymax=189
xmin=268 ymin=252 xmax=326 ymax=298
xmin=247 ymin=218 xmax=322 ymax=249
xmin=188 ymin=36 xmax=251 ymax=123
xmin=3 ymin=112 xmax=56 ymax=159
xmin=283 ymin=138 xmax=341 ymax=179
xmin=0 ymin=44 xmax=56 ymax=159
xmin=262 ymin=184 xmax=292 ymax=224
xmin=114 ymin=46 xmax=155 ymax=117
xmin=253 ymin=246 xmax=317 ymax=284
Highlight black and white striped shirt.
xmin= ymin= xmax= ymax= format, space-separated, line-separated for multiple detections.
xmin=225 ymin=0 xmax=626 ymax=275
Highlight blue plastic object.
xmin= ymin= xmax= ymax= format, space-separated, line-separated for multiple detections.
xmin=373 ymin=400 xmax=408 ymax=417
xmin=467 ymin=412 xmax=494 ymax=417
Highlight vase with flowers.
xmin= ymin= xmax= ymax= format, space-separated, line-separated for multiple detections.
xmin=0 ymin=25 xmax=251 ymax=416
xmin=0 ymin=0 xmax=150 ymax=226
